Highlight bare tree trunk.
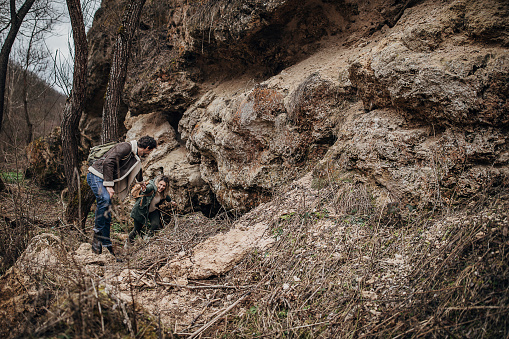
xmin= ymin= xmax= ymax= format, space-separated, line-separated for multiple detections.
xmin=0 ymin=0 xmax=37 ymax=133
xmin=2 ymin=66 xmax=13 ymax=146
xmin=22 ymin=72 xmax=33 ymax=144
xmin=21 ymin=22 xmax=39 ymax=145
xmin=101 ymin=0 xmax=147 ymax=143
xmin=2 ymin=63 xmax=21 ymax=146
xmin=61 ymin=0 xmax=88 ymax=223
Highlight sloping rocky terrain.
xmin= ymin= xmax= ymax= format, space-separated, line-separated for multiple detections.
xmin=1 ymin=171 xmax=508 ymax=337
xmin=1 ymin=0 xmax=508 ymax=337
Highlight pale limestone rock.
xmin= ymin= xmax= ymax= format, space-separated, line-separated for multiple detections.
xmin=159 ymin=221 xmax=274 ymax=280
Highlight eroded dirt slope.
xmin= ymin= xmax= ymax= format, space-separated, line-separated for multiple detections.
xmin=1 ymin=170 xmax=508 ymax=337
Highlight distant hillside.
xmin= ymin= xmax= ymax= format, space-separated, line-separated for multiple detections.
xmin=0 ymin=62 xmax=65 ymax=155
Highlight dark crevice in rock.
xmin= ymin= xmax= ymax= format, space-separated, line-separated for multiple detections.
xmin=200 ymin=193 xmax=223 ymax=219
xmin=185 ymin=0 xmax=366 ymax=82
xmin=163 ymin=110 xmax=184 ymax=143
xmin=385 ymin=0 xmax=424 ymax=27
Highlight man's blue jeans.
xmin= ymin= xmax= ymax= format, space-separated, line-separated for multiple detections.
xmin=87 ymin=172 xmax=112 ymax=248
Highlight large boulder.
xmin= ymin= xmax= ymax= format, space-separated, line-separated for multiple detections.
xmin=82 ymin=0 xmax=509 ymax=214
xmin=317 ymin=107 xmax=509 ymax=211
xmin=316 ymin=0 xmax=509 ymax=212
xmin=349 ymin=1 xmax=509 ymax=125
xmin=125 ymin=111 xmax=180 ymax=165
xmin=179 ymin=74 xmax=343 ymax=212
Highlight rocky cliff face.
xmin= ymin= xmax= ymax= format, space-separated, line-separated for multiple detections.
xmin=84 ymin=0 xmax=509 ymax=215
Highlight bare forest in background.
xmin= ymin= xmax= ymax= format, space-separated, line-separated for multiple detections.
xmin=0 ymin=61 xmax=65 ymax=162
xmin=0 ymin=60 xmax=65 ymax=277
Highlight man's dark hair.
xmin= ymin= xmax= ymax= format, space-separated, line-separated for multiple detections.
xmin=159 ymin=175 xmax=170 ymax=185
xmin=138 ymin=136 xmax=157 ymax=149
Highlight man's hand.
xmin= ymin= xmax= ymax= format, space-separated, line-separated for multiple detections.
xmin=106 ymin=187 xmax=115 ymax=199
xmin=140 ymin=181 xmax=147 ymax=190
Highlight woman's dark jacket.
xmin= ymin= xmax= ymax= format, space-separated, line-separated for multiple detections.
xmin=130 ymin=179 xmax=171 ymax=224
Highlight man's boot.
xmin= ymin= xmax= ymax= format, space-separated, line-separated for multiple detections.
xmin=107 ymin=246 xmax=123 ymax=262
xmin=92 ymin=232 xmax=102 ymax=254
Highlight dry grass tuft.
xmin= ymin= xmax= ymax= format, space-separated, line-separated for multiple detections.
xmin=199 ymin=179 xmax=509 ymax=338
xmin=333 ymin=182 xmax=373 ymax=216
xmin=124 ymin=209 xmax=236 ymax=271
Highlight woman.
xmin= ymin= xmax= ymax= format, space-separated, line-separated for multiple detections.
xmin=128 ymin=175 xmax=174 ymax=243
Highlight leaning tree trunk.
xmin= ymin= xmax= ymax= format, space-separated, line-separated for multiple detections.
xmin=61 ymin=0 xmax=89 ymax=224
xmin=101 ymin=0 xmax=147 ymax=143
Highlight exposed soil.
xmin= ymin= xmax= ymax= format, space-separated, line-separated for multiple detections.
xmin=1 ymin=170 xmax=508 ymax=338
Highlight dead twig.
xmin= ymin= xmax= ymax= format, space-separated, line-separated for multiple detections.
xmin=188 ymin=292 xmax=251 ymax=339
xmin=446 ymin=306 xmax=505 ymax=310
xmin=182 ymin=298 xmax=221 ymax=332
xmin=134 ymin=257 xmax=169 ymax=286
xmin=91 ymin=278 xmax=105 ymax=333
xmin=156 ymin=280 xmax=253 ymax=290
xmin=254 ymin=321 xmax=332 ymax=338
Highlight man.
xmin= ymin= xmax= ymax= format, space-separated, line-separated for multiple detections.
xmin=87 ymin=135 xmax=157 ymax=256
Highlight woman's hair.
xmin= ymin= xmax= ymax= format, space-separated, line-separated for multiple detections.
xmin=155 ymin=175 xmax=170 ymax=196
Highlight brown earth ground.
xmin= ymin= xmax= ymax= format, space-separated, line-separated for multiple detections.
xmin=1 ymin=168 xmax=508 ymax=338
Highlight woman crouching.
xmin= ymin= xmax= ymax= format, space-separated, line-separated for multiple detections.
xmin=128 ymin=175 xmax=174 ymax=243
